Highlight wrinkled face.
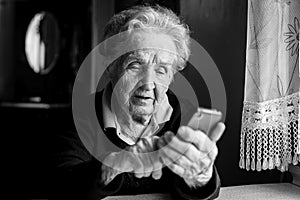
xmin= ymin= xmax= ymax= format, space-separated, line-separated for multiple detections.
xmin=110 ymin=32 xmax=178 ymax=124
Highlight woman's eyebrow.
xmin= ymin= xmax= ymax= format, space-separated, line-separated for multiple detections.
xmin=125 ymin=51 xmax=176 ymax=66
xmin=158 ymin=61 xmax=173 ymax=66
xmin=156 ymin=53 xmax=177 ymax=66
xmin=126 ymin=52 xmax=146 ymax=62
xmin=124 ymin=55 xmax=144 ymax=65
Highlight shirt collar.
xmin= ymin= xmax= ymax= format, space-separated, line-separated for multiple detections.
xmin=101 ymin=83 xmax=173 ymax=145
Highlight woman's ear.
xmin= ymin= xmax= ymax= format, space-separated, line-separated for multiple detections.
xmin=105 ymin=63 xmax=116 ymax=80
xmin=105 ymin=65 xmax=113 ymax=80
xmin=106 ymin=54 xmax=126 ymax=84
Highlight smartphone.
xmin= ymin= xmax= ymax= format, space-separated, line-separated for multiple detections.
xmin=187 ymin=107 xmax=222 ymax=134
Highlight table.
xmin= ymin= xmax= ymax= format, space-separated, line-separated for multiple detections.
xmin=218 ymin=183 xmax=300 ymax=200
xmin=103 ymin=183 xmax=300 ymax=200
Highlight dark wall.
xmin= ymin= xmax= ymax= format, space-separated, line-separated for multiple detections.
xmin=1 ymin=0 xmax=91 ymax=103
xmin=2 ymin=105 xmax=74 ymax=199
xmin=181 ymin=0 xmax=287 ymax=186
xmin=0 ymin=1 xmax=15 ymax=100
xmin=115 ymin=0 xmax=180 ymax=14
xmin=1 ymin=0 xmax=91 ymax=199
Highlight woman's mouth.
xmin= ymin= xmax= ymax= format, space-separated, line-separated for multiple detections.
xmin=131 ymin=95 xmax=154 ymax=106
xmin=134 ymin=95 xmax=153 ymax=100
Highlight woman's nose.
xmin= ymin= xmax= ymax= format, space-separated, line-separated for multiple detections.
xmin=141 ymin=81 xmax=155 ymax=91
xmin=140 ymin=68 xmax=155 ymax=91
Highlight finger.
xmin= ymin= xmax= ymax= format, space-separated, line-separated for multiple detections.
xmin=152 ymin=162 xmax=163 ymax=180
xmin=146 ymin=136 xmax=160 ymax=150
xmin=137 ymin=139 xmax=153 ymax=171
xmin=157 ymin=136 xmax=167 ymax=149
xmin=162 ymin=156 xmax=192 ymax=179
xmin=207 ymin=144 xmax=218 ymax=163
xmin=160 ymin=140 xmax=185 ymax=165
xmin=142 ymin=138 xmax=162 ymax=177
xmin=141 ymin=137 xmax=154 ymax=151
xmin=160 ymin=131 xmax=175 ymax=148
xmin=130 ymin=146 xmax=145 ymax=178
xmin=151 ymin=143 xmax=164 ymax=180
xmin=163 ymin=131 xmax=201 ymax=162
xmin=136 ymin=142 xmax=153 ymax=177
xmin=145 ymin=145 xmax=163 ymax=179
xmin=160 ymin=143 xmax=197 ymax=173
xmin=152 ymin=168 xmax=163 ymax=180
xmin=197 ymin=150 xmax=215 ymax=171
xmin=177 ymin=126 xmax=214 ymax=152
xmin=151 ymin=136 xmax=160 ymax=150
xmin=114 ymin=151 xmax=136 ymax=172
xmin=135 ymin=172 xmax=144 ymax=178
xmin=209 ymin=122 xmax=225 ymax=142
xmin=141 ymin=158 xmax=153 ymax=177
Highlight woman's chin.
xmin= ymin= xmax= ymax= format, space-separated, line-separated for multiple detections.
xmin=129 ymin=103 xmax=154 ymax=116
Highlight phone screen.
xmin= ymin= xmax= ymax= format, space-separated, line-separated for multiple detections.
xmin=187 ymin=108 xmax=222 ymax=134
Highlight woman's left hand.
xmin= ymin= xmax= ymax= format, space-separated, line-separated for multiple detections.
xmin=158 ymin=123 xmax=225 ymax=187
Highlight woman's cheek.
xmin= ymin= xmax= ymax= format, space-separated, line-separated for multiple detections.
xmin=117 ymin=73 xmax=139 ymax=103
xmin=155 ymin=84 xmax=168 ymax=104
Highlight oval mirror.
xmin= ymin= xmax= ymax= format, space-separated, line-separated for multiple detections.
xmin=25 ymin=12 xmax=60 ymax=75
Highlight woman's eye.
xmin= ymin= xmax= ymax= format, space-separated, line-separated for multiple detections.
xmin=127 ymin=62 xmax=141 ymax=71
xmin=156 ymin=66 xmax=167 ymax=75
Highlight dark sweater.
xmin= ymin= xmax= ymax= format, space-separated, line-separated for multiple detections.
xmin=50 ymin=90 xmax=221 ymax=200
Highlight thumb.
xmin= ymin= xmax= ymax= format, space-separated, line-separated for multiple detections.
xmin=209 ymin=122 xmax=225 ymax=142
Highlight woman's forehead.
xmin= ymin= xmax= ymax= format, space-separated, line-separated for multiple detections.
xmin=126 ymin=49 xmax=178 ymax=64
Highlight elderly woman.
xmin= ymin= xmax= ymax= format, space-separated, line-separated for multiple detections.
xmin=53 ymin=5 xmax=225 ymax=200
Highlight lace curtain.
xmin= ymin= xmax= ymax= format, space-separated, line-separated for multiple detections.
xmin=239 ymin=0 xmax=299 ymax=172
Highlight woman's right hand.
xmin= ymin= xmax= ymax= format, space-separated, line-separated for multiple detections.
xmin=100 ymin=136 xmax=163 ymax=185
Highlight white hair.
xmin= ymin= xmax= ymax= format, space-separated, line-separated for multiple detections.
xmin=103 ymin=5 xmax=191 ymax=71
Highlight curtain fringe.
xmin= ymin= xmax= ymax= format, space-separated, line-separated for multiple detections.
xmin=239 ymin=92 xmax=299 ymax=172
